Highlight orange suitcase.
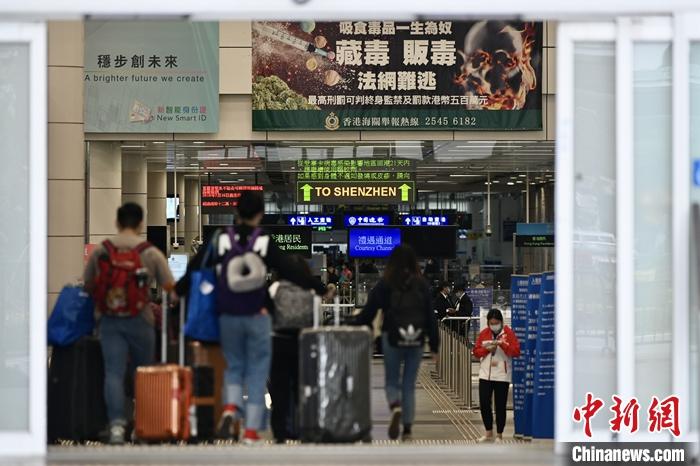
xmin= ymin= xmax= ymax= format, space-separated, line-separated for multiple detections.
xmin=134 ymin=365 xmax=192 ymax=442
xmin=134 ymin=295 xmax=193 ymax=442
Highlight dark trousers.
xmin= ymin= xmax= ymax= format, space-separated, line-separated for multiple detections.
xmin=269 ymin=332 xmax=300 ymax=442
xmin=478 ymin=379 xmax=510 ymax=434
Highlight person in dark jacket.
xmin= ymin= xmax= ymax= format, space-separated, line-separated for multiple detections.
xmin=268 ymin=255 xmax=328 ymax=444
xmin=455 ymin=287 xmax=474 ymax=317
xmin=354 ymin=245 xmax=439 ymax=441
xmin=433 ymin=281 xmax=455 ymax=320
xmin=176 ymin=191 xmax=295 ymax=445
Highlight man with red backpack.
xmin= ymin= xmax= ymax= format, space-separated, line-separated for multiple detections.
xmin=84 ymin=203 xmax=175 ymax=445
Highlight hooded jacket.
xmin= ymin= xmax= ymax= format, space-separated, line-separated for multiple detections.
xmin=473 ymin=325 xmax=521 ymax=383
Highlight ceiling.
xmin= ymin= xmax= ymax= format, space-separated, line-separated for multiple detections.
xmin=119 ymin=139 xmax=555 ymax=193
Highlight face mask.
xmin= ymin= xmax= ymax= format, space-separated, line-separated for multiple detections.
xmin=490 ymin=323 xmax=502 ymax=333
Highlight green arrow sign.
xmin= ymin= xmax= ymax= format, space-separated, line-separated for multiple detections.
xmin=301 ymin=184 xmax=313 ymax=202
xmin=399 ymin=184 xmax=412 ymax=202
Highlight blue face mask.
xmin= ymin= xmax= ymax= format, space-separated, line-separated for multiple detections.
xmin=489 ymin=323 xmax=503 ymax=333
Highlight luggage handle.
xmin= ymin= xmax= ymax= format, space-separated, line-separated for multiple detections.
xmin=313 ymin=295 xmax=342 ymax=328
xmin=160 ymin=290 xmax=186 ymax=366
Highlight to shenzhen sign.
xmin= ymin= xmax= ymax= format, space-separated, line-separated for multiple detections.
xmin=296 ymin=181 xmax=415 ymax=204
xmin=84 ymin=21 xmax=219 ymax=133
xmin=251 ymin=20 xmax=542 ymax=131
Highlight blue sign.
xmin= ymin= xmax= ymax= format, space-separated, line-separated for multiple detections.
xmin=516 ymin=223 xmax=554 ymax=236
xmin=348 ymin=228 xmax=400 ymax=258
xmin=400 ymin=215 xmax=450 ymax=226
xmin=286 ymin=214 xmax=333 ymax=227
xmin=522 ymin=273 xmax=541 ymax=439
xmin=344 ymin=214 xmax=390 ymax=227
xmin=533 ymin=271 xmax=555 ymax=439
xmin=464 ymin=288 xmax=493 ymax=317
xmin=694 ymin=159 xmax=700 ymax=187
xmin=510 ymin=275 xmax=530 ymax=438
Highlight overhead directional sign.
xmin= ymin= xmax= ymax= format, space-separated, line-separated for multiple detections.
xmin=344 ymin=214 xmax=390 ymax=227
xmin=400 ymin=215 xmax=450 ymax=226
xmin=297 ymin=181 xmax=415 ymax=205
xmin=285 ymin=214 xmax=334 ymax=227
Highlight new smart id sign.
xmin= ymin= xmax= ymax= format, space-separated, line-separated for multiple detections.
xmin=348 ymin=228 xmax=401 ymax=258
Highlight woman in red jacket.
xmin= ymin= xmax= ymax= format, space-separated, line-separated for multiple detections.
xmin=473 ymin=308 xmax=521 ymax=443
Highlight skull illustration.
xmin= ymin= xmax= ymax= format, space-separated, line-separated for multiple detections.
xmin=457 ymin=21 xmax=537 ymax=110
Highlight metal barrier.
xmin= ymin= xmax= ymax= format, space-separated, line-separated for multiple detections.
xmin=320 ymin=298 xmax=357 ymax=324
xmin=436 ymin=316 xmax=480 ymax=409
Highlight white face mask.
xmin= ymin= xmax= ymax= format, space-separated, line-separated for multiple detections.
xmin=489 ymin=323 xmax=502 ymax=333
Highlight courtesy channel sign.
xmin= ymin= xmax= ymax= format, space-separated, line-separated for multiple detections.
xmin=296 ymin=181 xmax=415 ymax=204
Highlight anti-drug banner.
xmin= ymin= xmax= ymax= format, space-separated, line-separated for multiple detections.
xmin=251 ymin=21 xmax=542 ymax=131
xmin=84 ymin=21 xmax=219 ymax=133
xmin=533 ymin=271 xmax=555 ymax=439
xmin=510 ymin=275 xmax=529 ymax=438
xmin=523 ymin=273 xmax=541 ymax=438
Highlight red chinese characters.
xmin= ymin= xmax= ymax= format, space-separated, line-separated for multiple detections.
xmin=573 ymin=394 xmax=681 ymax=438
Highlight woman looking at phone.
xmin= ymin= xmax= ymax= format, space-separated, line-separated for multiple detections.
xmin=473 ymin=308 xmax=521 ymax=443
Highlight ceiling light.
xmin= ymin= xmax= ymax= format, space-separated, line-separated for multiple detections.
xmin=219 ymin=163 xmax=229 ymax=166
xmin=484 ymin=182 xmax=491 ymax=185
xmin=449 ymin=174 xmax=481 ymax=177
xmin=189 ymin=163 xmax=198 ymax=166
xmin=237 ymin=178 xmax=245 ymax=182
xmin=425 ymin=180 xmax=451 ymax=183
xmin=530 ymin=182 xmax=536 ymax=185
xmin=176 ymin=153 xmax=185 ymax=156
xmin=229 ymin=172 xmax=238 ymax=175
xmin=507 ymin=181 xmax=515 ymax=186
xmin=518 ymin=174 xmax=527 ymax=177
xmin=193 ymin=141 xmax=205 ymax=144
xmin=492 ymin=180 xmax=500 ymax=184
xmin=516 ymin=180 xmax=524 ymax=184
xmin=153 ymin=141 xmax=165 ymax=144
xmin=120 ymin=145 xmax=145 ymax=149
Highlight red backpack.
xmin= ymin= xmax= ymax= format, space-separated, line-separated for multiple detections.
xmin=93 ymin=240 xmax=152 ymax=317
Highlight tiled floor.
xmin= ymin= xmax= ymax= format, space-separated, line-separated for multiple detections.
xmin=1 ymin=359 xmax=557 ymax=465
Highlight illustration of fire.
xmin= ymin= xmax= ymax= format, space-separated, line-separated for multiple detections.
xmin=455 ymin=21 xmax=537 ymax=110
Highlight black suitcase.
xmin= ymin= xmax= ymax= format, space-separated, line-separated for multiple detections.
xmin=298 ymin=297 xmax=373 ymax=443
xmin=47 ymin=337 xmax=107 ymax=442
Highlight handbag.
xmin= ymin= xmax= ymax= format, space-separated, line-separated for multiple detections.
xmin=184 ymin=242 xmax=220 ymax=342
xmin=270 ymin=280 xmax=314 ymax=331
xmin=47 ymin=285 xmax=95 ymax=346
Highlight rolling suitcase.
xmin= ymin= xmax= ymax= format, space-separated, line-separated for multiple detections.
xmin=134 ymin=294 xmax=192 ymax=442
xmin=47 ymin=336 xmax=107 ymax=443
xmin=299 ymin=297 xmax=373 ymax=443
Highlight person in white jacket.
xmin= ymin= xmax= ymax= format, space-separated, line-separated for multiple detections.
xmin=472 ymin=308 xmax=521 ymax=443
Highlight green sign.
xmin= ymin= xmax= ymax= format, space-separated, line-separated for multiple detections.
xmin=252 ymin=21 xmax=542 ymax=131
xmin=84 ymin=21 xmax=219 ymax=133
xmin=297 ymin=181 xmax=414 ymax=205
xmin=297 ymin=158 xmax=413 ymax=182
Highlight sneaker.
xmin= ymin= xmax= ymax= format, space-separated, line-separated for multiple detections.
xmin=494 ymin=436 xmax=503 ymax=444
xmin=242 ymin=429 xmax=263 ymax=446
xmin=401 ymin=431 xmax=413 ymax=442
xmin=388 ymin=406 xmax=402 ymax=440
xmin=217 ymin=411 xmax=241 ymax=441
xmin=477 ymin=435 xmax=494 ymax=443
xmin=108 ymin=424 xmax=125 ymax=445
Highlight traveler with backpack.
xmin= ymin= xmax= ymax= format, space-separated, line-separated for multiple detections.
xmin=83 ymin=203 xmax=175 ymax=445
xmin=176 ymin=191 xmax=295 ymax=444
xmin=268 ymin=254 xmax=329 ymax=444
xmin=353 ymin=245 xmax=439 ymax=441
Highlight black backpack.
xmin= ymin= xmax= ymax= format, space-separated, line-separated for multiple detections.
xmin=386 ymin=280 xmax=428 ymax=348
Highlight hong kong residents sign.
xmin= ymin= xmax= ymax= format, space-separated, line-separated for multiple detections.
xmin=251 ymin=20 xmax=542 ymax=131
xmin=84 ymin=21 xmax=219 ymax=133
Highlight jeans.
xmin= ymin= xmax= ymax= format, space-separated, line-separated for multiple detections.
xmin=382 ymin=333 xmax=423 ymax=427
xmin=219 ymin=312 xmax=272 ymax=431
xmin=100 ymin=314 xmax=155 ymax=425
xmin=479 ymin=379 xmax=510 ymax=434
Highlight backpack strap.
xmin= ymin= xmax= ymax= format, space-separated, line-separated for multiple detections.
xmin=134 ymin=241 xmax=152 ymax=254
xmin=102 ymin=240 xmax=116 ymax=255
xmin=227 ymin=226 xmax=262 ymax=255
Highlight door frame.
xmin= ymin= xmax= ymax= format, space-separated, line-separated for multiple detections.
xmin=0 ymin=22 xmax=47 ymax=457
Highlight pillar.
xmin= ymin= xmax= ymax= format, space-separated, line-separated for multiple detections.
xmin=185 ymin=178 xmax=201 ymax=254
xmin=147 ymin=171 xmax=167 ymax=227
xmin=88 ymin=142 xmax=122 ymax=245
xmin=122 ymin=153 xmax=148 ymax=238
xmin=47 ymin=21 xmax=85 ymax=314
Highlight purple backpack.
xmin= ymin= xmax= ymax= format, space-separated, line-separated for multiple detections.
xmin=216 ymin=227 xmax=268 ymax=315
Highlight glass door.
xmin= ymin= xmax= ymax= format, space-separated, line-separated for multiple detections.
xmin=0 ymin=22 xmax=47 ymax=457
